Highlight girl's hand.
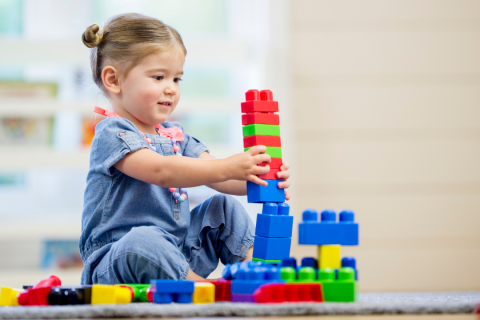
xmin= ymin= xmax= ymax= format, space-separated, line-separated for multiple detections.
xmin=227 ymin=145 xmax=271 ymax=186
xmin=277 ymin=162 xmax=291 ymax=200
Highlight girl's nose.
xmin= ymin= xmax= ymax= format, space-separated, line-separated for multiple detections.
xmin=164 ymin=84 xmax=177 ymax=95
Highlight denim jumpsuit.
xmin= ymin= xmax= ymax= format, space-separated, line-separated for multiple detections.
xmin=79 ymin=117 xmax=255 ymax=284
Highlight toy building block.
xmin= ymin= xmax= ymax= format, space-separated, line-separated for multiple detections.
xmin=318 ymin=245 xmax=341 ymax=269
xmin=202 ymin=280 xmax=231 ymax=302
xmin=253 ymin=235 xmax=291 ymax=261
xmin=231 ymin=293 xmax=256 ymax=302
xmin=48 ymin=286 xmax=92 ymax=305
xmin=243 ymin=124 xmax=280 ymax=137
xmin=241 ymin=89 xmax=279 ymax=113
xmin=258 ymin=158 xmax=283 ymax=169
xmin=91 ymin=285 xmax=133 ymax=304
xmin=255 ymin=203 xmax=293 ymax=238
xmin=254 ymin=283 xmax=324 ymax=303
xmin=318 ymin=267 xmax=357 ymax=302
xmin=301 ymin=257 xmax=318 ymax=269
xmin=242 ymin=113 xmax=279 ymax=126
xmin=0 ymin=287 xmax=22 ymax=306
xmin=281 ymin=257 xmax=297 ymax=268
xmin=342 ymin=257 xmax=358 ymax=280
xmin=150 ymin=279 xmax=194 ymax=304
xmin=18 ymin=275 xmax=62 ymax=306
xmin=252 ymin=257 xmax=282 ymax=264
xmin=280 ymin=267 xmax=297 ymax=281
xmin=117 ymin=284 xmax=150 ymax=303
xmin=247 ymin=180 xmax=285 ymax=203
xmin=231 ymin=264 xmax=284 ymax=295
xmin=192 ymin=282 xmax=215 ymax=304
xmin=299 ymin=209 xmax=359 ymax=246
xmin=244 ymin=135 xmax=281 ymax=148
xmin=245 ymin=146 xmax=282 ymax=159
xmin=258 ymin=169 xmax=282 ymax=180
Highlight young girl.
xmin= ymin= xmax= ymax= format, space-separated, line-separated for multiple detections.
xmin=79 ymin=13 xmax=290 ymax=284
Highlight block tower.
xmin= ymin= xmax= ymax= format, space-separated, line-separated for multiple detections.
xmin=241 ymin=89 xmax=293 ymax=263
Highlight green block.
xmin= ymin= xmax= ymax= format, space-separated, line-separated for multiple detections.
xmin=244 ymin=146 xmax=282 ymax=158
xmin=243 ymin=124 xmax=280 ymax=137
xmin=253 ymin=257 xmax=282 ymax=264
xmin=117 ymin=284 xmax=150 ymax=302
xmin=319 ymin=267 xmax=357 ymax=302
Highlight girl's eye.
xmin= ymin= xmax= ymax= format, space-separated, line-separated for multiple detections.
xmin=174 ymin=78 xmax=183 ymax=83
xmin=154 ymin=76 xmax=164 ymax=81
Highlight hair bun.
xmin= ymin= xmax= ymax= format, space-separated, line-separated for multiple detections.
xmin=82 ymin=24 xmax=103 ymax=48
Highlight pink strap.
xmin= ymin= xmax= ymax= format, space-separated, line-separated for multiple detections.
xmin=94 ymin=106 xmax=121 ymax=118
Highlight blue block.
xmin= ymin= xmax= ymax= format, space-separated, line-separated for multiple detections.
xmin=298 ymin=209 xmax=359 ymax=246
xmin=277 ymin=202 xmax=290 ymax=215
xmin=253 ymin=235 xmax=291 ymax=260
xmin=153 ymin=292 xmax=192 ymax=304
xmin=247 ymin=180 xmax=285 ymax=203
xmin=342 ymin=257 xmax=358 ymax=280
xmin=255 ymin=213 xmax=293 ymax=238
xmin=301 ymin=257 xmax=318 ymax=269
xmin=150 ymin=280 xmax=194 ymax=293
xmin=281 ymin=257 xmax=297 ymax=268
xmin=231 ymin=264 xmax=284 ymax=294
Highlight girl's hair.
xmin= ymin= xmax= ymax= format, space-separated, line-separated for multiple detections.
xmin=82 ymin=13 xmax=186 ymax=92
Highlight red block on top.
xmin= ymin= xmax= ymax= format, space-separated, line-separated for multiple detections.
xmin=254 ymin=283 xmax=324 ymax=303
xmin=258 ymin=158 xmax=282 ymax=169
xmin=244 ymin=135 xmax=281 ymax=148
xmin=241 ymin=89 xmax=278 ymax=113
xmin=203 ymin=280 xmax=231 ymax=302
xmin=242 ymin=113 xmax=279 ymax=125
xmin=258 ymin=169 xmax=282 ymax=181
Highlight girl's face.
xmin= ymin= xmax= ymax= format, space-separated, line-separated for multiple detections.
xmin=119 ymin=47 xmax=185 ymax=131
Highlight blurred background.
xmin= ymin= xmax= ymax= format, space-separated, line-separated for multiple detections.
xmin=0 ymin=0 xmax=479 ymax=292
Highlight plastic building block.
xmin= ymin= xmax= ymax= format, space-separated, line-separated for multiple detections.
xmin=241 ymin=89 xmax=279 ymax=113
xmin=48 ymin=286 xmax=92 ymax=305
xmin=231 ymin=264 xmax=284 ymax=294
xmin=202 ymin=280 xmax=231 ymax=302
xmin=91 ymin=285 xmax=133 ymax=304
xmin=342 ymin=257 xmax=358 ymax=280
xmin=150 ymin=279 xmax=194 ymax=304
xmin=0 ymin=287 xmax=21 ymax=306
xmin=242 ymin=113 xmax=279 ymax=126
xmin=146 ymin=287 xmax=153 ymax=302
xmin=231 ymin=293 xmax=256 ymax=302
xmin=280 ymin=267 xmax=297 ymax=281
xmin=318 ymin=267 xmax=357 ymax=302
xmin=318 ymin=245 xmax=341 ymax=269
xmin=18 ymin=275 xmax=62 ymax=306
xmin=243 ymin=124 xmax=280 ymax=137
xmin=118 ymin=284 xmax=150 ymax=303
xmin=258 ymin=158 xmax=283 ymax=169
xmin=299 ymin=209 xmax=359 ymax=246
xmin=244 ymin=146 xmax=282 ymax=158
xmin=252 ymin=258 xmax=282 ymax=264
xmin=193 ymin=282 xmax=214 ymax=304
xmin=244 ymin=135 xmax=281 ymax=148
xmin=255 ymin=213 xmax=293 ymax=238
xmin=302 ymin=257 xmax=318 ymax=269
xmin=254 ymin=283 xmax=323 ymax=303
xmin=258 ymin=169 xmax=281 ymax=180
xmin=253 ymin=235 xmax=291 ymax=260
xmin=247 ymin=180 xmax=285 ymax=203
xmin=297 ymin=267 xmax=317 ymax=282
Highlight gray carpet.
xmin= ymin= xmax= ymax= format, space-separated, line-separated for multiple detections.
xmin=0 ymin=292 xmax=479 ymax=319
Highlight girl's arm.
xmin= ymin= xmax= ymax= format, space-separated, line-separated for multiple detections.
xmin=198 ymin=151 xmax=291 ymax=200
xmin=113 ymin=145 xmax=271 ymax=188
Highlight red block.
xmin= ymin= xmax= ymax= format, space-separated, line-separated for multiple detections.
xmin=244 ymin=135 xmax=281 ymax=148
xmin=242 ymin=113 xmax=279 ymax=125
xmin=241 ymin=89 xmax=278 ymax=113
xmin=203 ymin=280 xmax=231 ymax=301
xmin=254 ymin=283 xmax=324 ymax=304
xmin=18 ymin=275 xmax=62 ymax=306
xmin=258 ymin=158 xmax=282 ymax=169
xmin=258 ymin=169 xmax=281 ymax=181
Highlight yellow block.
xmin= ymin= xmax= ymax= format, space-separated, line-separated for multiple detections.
xmin=192 ymin=282 xmax=215 ymax=304
xmin=0 ymin=287 xmax=21 ymax=307
xmin=91 ymin=285 xmax=133 ymax=305
xmin=318 ymin=245 xmax=341 ymax=269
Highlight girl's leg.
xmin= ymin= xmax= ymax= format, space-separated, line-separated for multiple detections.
xmin=183 ymin=193 xmax=255 ymax=279
xmin=91 ymin=226 xmax=190 ymax=284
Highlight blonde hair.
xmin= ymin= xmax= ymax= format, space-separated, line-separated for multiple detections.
xmin=82 ymin=13 xmax=186 ymax=92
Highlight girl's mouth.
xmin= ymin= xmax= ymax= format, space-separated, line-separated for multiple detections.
xmin=158 ymin=101 xmax=172 ymax=108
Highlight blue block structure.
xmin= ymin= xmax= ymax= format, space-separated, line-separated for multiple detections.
xmin=247 ymin=180 xmax=285 ymax=203
xmin=231 ymin=262 xmax=284 ymax=294
xmin=342 ymin=257 xmax=358 ymax=280
xmin=253 ymin=235 xmax=291 ymax=260
xmin=298 ymin=209 xmax=359 ymax=245
xmin=150 ymin=280 xmax=194 ymax=304
xmin=255 ymin=214 xmax=293 ymax=238
xmin=301 ymin=257 xmax=318 ymax=269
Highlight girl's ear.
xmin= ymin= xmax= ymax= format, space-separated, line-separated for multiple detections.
xmin=102 ymin=65 xmax=121 ymax=94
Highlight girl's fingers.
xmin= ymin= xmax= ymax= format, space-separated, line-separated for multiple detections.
xmin=247 ymin=145 xmax=267 ymax=155
xmin=285 ymin=190 xmax=290 ymax=201
xmin=277 ymin=170 xmax=290 ymax=180
xmin=254 ymin=153 xmax=271 ymax=165
xmin=280 ymin=162 xmax=290 ymax=171
xmin=254 ymin=165 xmax=270 ymax=175
xmin=277 ymin=180 xmax=290 ymax=189
xmin=249 ymin=175 xmax=268 ymax=186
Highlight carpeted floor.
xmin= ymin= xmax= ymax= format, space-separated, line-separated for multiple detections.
xmin=0 ymin=292 xmax=479 ymax=319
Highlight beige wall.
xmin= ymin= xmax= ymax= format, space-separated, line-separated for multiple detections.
xmin=289 ymin=0 xmax=480 ymax=291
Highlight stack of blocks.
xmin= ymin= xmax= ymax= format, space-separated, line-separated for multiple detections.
xmin=241 ymin=89 xmax=293 ymax=263
xmin=296 ymin=209 xmax=360 ymax=302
